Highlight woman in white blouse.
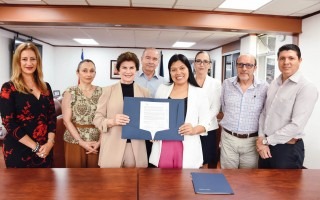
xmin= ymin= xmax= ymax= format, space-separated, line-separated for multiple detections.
xmin=149 ymin=54 xmax=210 ymax=168
xmin=194 ymin=51 xmax=221 ymax=168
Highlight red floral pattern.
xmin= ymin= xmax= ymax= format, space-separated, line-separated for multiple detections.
xmin=0 ymin=81 xmax=57 ymax=168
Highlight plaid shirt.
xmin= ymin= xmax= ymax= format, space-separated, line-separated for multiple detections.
xmin=220 ymin=76 xmax=268 ymax=134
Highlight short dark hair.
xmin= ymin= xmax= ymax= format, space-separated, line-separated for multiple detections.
xmin=77 ymin=59 xmax=95 ymax=72
xmin=168 ymin=54 xmax=200 ymax=87
xmin=116 ymin=52 xmax=139 ymax=71
xmin=277 ymin=44 xmax=301 ymax=59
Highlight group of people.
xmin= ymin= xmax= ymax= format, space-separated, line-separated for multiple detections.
xmin=0 ymin=42 xmax=318 ymax=170
xmin=220 ymin=45 xmax=318 ymax=169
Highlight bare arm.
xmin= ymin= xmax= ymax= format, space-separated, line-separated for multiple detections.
xmin=62 ymin=91 xmax=97 ymax=154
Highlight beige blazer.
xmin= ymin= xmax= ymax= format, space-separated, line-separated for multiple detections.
xmin=93 ymin=82 xmax=150 ymax=168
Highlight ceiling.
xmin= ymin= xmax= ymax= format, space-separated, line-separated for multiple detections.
xmin=1 ymin=0 xmax=320 ymax=50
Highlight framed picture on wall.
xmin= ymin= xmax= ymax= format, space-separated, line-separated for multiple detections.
xmin=53 ymin=90 xmax=60 ymax=97
xmin=110 ymin=60 xmax=120 ymax=79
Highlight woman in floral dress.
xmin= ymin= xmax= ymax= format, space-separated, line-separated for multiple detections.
xmin=0 ymin=42 xmax=56 ymax=168
xmin=62 ymin=59 xmax=102 ymax=168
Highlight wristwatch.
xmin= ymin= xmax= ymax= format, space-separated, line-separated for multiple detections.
xmin=262 ymin=138 xmax=269 ymax=145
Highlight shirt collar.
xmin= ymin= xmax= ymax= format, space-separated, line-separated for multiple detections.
xmin=137 ymin=70 xmax=160 ymax=79
xmin=276 ymin=70 xmax=301 ymax=84
xmin=288 ymin=70 xmax=301 ymax=83
xmin=232 ymin=76 xmax=260 ymax=87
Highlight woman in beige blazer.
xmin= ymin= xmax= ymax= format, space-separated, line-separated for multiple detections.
xmin=93 ymin=52 xmax=150 ymax=168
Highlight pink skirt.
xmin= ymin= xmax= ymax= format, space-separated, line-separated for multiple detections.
xmin=158 ymin=141 xmax=183 ymax=168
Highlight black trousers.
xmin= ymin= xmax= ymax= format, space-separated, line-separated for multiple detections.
xmin=258 ymin=139 xmax=304 ymax=169
xmin=200 ymin=129 xmax=218 ymax=168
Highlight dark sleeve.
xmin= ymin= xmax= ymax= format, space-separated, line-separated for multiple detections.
xmin=46 ymin=83 xmax=57 ymax=134
xmin=0 ymin=82 xmax=28 ymax=140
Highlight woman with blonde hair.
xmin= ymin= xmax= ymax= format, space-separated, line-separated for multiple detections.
xmin=0 ymin=42 xmax=56 ymax=168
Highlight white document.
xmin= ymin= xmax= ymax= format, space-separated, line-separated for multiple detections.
xmin=140 ymin=101 xmax=169 ymax=139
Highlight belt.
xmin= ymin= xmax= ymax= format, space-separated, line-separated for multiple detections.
xmin=286 ymin=138 xmax=302 ymax=144
xmin=264 ymin=134 xmax=302 ymax=145
xmin=73 ymin=123 xmax=96 ymax=129
xmin=224 ymin=128 xmax=258 ymax=139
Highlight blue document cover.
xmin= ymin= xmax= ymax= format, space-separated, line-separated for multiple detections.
xmin=122 ymin=97 xmax=184 ymax=141
xmin=191 ymin=172 xmax=234 ymax=195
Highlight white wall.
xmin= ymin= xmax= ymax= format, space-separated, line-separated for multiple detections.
xmin=0 ymin=30 xmax=14 ymax=85
xmin=299 ymin=13 xmax=320 ymax=169
xmin=53 ymin=47 xmax=198 ymax=92
xmin=209 ymin=48 xmax=223 ymax=81
xmin=41 ymin=43 xmax=55 ymax=87
xmin=240 ymin=35 xmax=258 ymax=56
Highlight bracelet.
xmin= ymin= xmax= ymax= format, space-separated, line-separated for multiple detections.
xmin=47 ymin=138 xmax=55 ymax=144
xmin=32 ymin=142 xmax=40 ymax=153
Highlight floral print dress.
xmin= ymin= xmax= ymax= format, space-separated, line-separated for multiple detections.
xmin=0 ymin=81 xmax=56 ymax=168
xmin=63 ymin=86 xmax=102 ymax=144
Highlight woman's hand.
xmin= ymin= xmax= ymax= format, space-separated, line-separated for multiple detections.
xmin=37 ymin=142 xmax=54 ymax=158
xmin=114 ymin=114 xmax=130 ymax=126
xmin=79 ymin=140 xmax=99 ymax=154
xmin=178 ymin=123 xmax=195 ymax=135
xmin=92 ymin=141 xmax=101 ymax=153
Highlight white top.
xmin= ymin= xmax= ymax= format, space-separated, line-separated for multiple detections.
xmin=197 ymin=75 xmax=221 ymax=130
xmin=149 ymin=83 xmax=210 ymax=168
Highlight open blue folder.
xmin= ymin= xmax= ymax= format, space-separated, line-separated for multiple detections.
xmin=191 ymin=172 xmax=234 ymax=195
xmin=122 ymin=97 xmax=184 ymax=141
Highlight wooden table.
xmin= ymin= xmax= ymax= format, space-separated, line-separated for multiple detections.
xmin=139 ymin=169 xmax=320 ymax=200
xmin=0 ymin=168 xmax=138 ymax=200
xmin=1 ymin=168 xmax=320 ymax=199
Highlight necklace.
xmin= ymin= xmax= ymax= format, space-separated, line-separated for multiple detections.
xmin=28 ymin=84 xmax=36 ymax=92
xmin=24 ymin=79 xmax=36 ymax=93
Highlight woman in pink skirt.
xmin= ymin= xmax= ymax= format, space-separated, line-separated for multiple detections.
xmin=149 ymin=54 xmax=210 ymax=169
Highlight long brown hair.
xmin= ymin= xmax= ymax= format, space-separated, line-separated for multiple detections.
xmin=11 ymin=42 xmax=47 ymax=94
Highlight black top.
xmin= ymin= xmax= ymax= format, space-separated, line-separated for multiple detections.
xmin=169 ymin=97 xmax=188 ymax=120
xmin=121 ymin=82 xmax=134 ymax=143
xmin=0 ymin=81 xmax=56 ymax=168
xmin=121 ymin=82 xmax=134 ymax=98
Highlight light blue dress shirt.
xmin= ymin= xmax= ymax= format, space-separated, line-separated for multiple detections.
xmin=134 ymin=70 xmax=165 ymax=97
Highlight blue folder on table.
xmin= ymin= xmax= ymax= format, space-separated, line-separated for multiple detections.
xmin=191 ymin=172 xmax=234 ymax=195
xmin=122 ymin=97 xmax=184 ymax=141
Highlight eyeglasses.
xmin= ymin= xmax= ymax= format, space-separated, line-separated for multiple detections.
xmin=195 ymin=59 xmax=211 ymax=65
xmin=236 ymin=63 xmax=255 ymax=69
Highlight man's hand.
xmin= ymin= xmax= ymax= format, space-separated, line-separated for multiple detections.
xmin=256 ymin=137 xmax=272 ymax=159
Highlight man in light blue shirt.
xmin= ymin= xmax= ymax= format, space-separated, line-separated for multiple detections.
xmin=134 ymin=48 xmax=165 ymax=97
xmin=220 ymin=54 xmax=268 ymax=169
xmin=134 ymin=47 xmax=165 ymax=167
